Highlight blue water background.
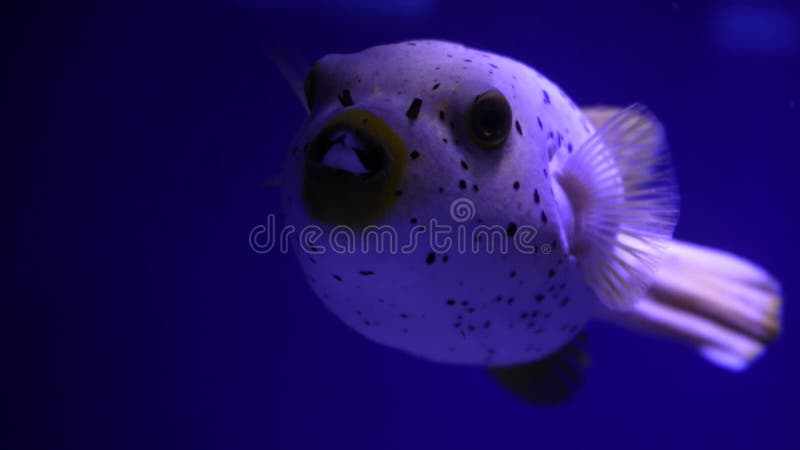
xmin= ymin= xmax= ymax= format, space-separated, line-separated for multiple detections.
xmin=4 ymin=1 xmax=799 ymax=449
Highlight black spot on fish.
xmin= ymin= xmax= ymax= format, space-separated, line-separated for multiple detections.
xmin=446 ymin=299 xmax=456 ymax=306
xmin=359 ymin=270 xmax=374 ymax=276
xmin=506 ymin=222 xmax=518 ymax=237
xmin=439 ymin=110 xmax=445 ymax=121
xmin=426 ymin=252 xmax=436 ymax=264
xmin=410 ymin=217 xmax=418 ymax=224
xmin=535 ymin=294 xmax=545 ymax=303
xmin=410 ymin=150 xmax=420 ymax=160
xmin=541 ymin=211 xmax=548 ymax=224
xmin=513 ymin=181 xmax=520 ymax=190
xmin=567 ymin=143 xmax=574 ymax=153
xmin=560 ymin=297 xmax=570 ymax=307
xmin=534 ymin=189 xmax=540 ymax=204
xmin=510 ymin=270 xmax=517 ymax=278
xmin=432 ymin=83 xmax=441 ymax=90
xmin=332 ymin=274 xmax=342 ymax=281
xmin=542 ymin=90 xmax=551 ymax=104
xmin=484 ymin=320 xmax=491 ymax=329
xmin=394 ymin=190 xmax=403 ymax=197
xmin=406 ymin=98 xmax=423 ymax=119
xmin=548 ymin=269 xmax=556 ymax=279
xmin=472 ymin=184 xmax=479 ymax=192
xmin=458 ymin=179 xmax=467 ymax=190
xmin=461 ymin=160 xmax=469 ymax=170
xmin=400 ymin=313 xmax=408 ymax=318
xmin=537 ymin=116 xmax=543 ymax=130
xmin=338 ymin=90 xmax=354 ymax=107
xmin=515 ymin=120 xmax=523 ymax=136
xmin=442 ymin=255 xmax=449 ymax=263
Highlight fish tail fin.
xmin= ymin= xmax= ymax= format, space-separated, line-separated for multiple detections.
xmin=600 ymin=239 xmax=782 ymax=371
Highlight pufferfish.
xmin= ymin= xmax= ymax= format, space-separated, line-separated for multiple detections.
xmin=278 ymin=40 xmax=783 ymax=404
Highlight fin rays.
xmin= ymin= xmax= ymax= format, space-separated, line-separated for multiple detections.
xmin=601 ymin=240 xmax=782 ymax=371
xmin=560 ymin=104 xmax=679 ymax=310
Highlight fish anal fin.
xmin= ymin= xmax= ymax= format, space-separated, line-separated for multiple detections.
xmin=488 ymin=333 xmax=589 ymax=406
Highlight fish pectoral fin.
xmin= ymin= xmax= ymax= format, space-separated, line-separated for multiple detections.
xmin=268 ymin=44 xmax=313 ymax=113
xmin=488 ymin=333 xmax=589 ymax=406
xmin=557 ymin=104 xmax=680 ymax=310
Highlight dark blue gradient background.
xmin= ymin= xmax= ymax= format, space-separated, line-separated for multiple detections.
xmin=3 ymin=1 xmax=799 ymax=449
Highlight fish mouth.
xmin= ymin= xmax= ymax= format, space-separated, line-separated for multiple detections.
xmin=303 ymin=109 xmax=409 ymax=227
xmin=306 ymin=117 xmax=391 ymax=186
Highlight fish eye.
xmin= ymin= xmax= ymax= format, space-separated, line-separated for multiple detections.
xmin=468 ymin=90 xmax=512 ymax=150
xmin=303 ymin=62 xmax=320 ymax=110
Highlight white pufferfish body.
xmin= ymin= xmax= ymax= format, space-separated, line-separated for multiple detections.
xmin=280 ymin=40 xmax=782 ymax=373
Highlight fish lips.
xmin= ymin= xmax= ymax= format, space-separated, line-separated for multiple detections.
xmin=306 ymin=122 xmax=393 ymax=187
xmin=301 ymin=109 xmax=410 ymax=227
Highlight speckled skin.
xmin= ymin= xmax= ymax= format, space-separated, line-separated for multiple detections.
xmin=281 ymin=40 xmax=599 ymax=366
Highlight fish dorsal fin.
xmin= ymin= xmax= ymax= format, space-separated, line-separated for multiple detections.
xmin=581 ymin=105 xmax=625 ymax=130
xmin=557 ymin=104 xmax=680 ymax=310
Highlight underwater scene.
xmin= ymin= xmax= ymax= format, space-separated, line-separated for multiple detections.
xmin=4 ymin=1 xmax=799 ymax=449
